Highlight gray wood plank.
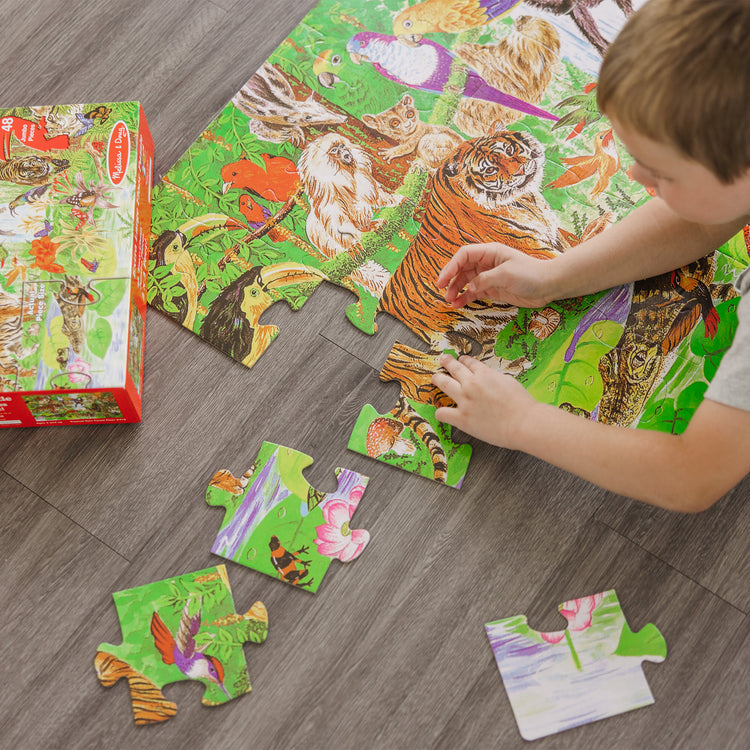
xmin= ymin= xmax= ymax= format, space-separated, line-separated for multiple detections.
xmin=595 ymin=474 xmax=750 ymax=612
xmin=0 ymin=471 xmax=130 ymax=748
xmin=673 ymin=616 xmax=750 ymax=750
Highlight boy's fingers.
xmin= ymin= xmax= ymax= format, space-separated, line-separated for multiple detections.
xmin=457 ymin=355 xmax=483 ymax=373
xmin=434 ymin=405 xmax=459 ymax=427
xmin=445 ymin=274 xmax=474 ymax=303
xmin=436 ymin=261 xmax=457 ymax=289
xmin=431 ymin=371 xmax=460 ymax=402
xmin=439 ymin=353 xmax=471 ymax=378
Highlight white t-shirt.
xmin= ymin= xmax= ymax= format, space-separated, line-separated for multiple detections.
xmin=704 ymin=267 xmax=750 ymax=411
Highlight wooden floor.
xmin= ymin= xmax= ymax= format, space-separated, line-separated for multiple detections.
xmin=1 ymin=1 xmax=749 ymax=748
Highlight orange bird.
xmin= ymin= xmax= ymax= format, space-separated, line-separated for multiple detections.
xmin=393 ymin=0 xmax=523 ymax=37
xmin=661 ymin=269 xmax=720 ymax=353
xmin=220 ymin=154 xmax=300 ymax=202
xmin=546 ymin=129 xmax=620 ymax=200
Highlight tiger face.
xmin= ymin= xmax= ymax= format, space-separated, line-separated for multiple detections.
xmin=444 ymin=131 xmax=545 ymax=208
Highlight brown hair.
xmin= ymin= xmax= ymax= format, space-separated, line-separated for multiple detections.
xmin=597 ymin=0 xmax=750 ymax=183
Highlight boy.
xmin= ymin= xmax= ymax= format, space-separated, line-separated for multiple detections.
xmin=431 ymin=0 xmax=750 ymax=512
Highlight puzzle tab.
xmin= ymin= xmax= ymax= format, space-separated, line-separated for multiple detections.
xmin=485 ymin=589 xmax=666 ymax=741
xmin=206 ymin=442 xmax=370 ymax=592
xmin=95 ymin=565 xmax=268 ymax=725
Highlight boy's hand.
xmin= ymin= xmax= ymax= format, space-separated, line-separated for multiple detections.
xmin=431 ymin=354 xmax=535 ymax=449
xmin=436 ymin=243 xmax=555 ymax=309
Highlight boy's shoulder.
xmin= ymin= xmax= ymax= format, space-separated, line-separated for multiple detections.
xmin=704 ymin=268 xmax=750 ymax=412
xmin=736 ymin=267 xmax=750 ymax=295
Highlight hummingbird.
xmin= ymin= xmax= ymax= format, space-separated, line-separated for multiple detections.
xmin=150 ymin=599 xmax=231 ymax=697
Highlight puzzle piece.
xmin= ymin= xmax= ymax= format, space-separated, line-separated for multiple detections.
xmin=206 ymin=442 xmax=370 ymax=592
xmin=485 ymin=589 xmax=666 ymax=741
xmin=348 ymin=392 xmax=472 ymax=488
xmin=95 ymin=565 xmax=268 ymax=725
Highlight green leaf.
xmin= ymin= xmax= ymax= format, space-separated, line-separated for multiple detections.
xmin=639 ymin=382 xmax=707 ymax=434
xmin=88 ymin=318 xmax=112 ymax=359
xmin=93 ymin=279 xmax=128 ymax=316
xmin=690 ymin=298 xmax=740 ymax=380
xmin=526 ymin=321 xmax=623 ymax=411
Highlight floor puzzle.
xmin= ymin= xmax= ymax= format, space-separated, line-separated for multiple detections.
xmin=206 ymin=442 xmax=370 ymax=592
xmin=148 ymin=0 xmax=749 ymax=487
xmin=95 ymin=565 xmax=268 ymax=725
xmin=485 ymin=589 xmax=667 ymax=741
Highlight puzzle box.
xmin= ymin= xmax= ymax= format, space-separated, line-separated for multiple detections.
xmin=0 ymin=101 xmax=153 ymax=427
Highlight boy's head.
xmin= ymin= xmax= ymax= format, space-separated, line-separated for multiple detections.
xmin=597 ymin=0 xmax=750 ymax=184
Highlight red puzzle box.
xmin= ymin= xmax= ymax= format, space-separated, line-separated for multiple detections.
xmin=0 ymin=101 xmax=153 ymax=427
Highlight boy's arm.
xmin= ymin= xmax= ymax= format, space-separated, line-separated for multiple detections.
xmin=546 ymin=198 xmax=748 ymax=299
xmin=433 ymin=355 xmax=750 ymax=512
xmin=440 ymin=198 xmax=747 ymax=308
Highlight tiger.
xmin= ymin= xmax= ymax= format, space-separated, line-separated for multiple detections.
xmin=366 ymin=394 xmax=449 ymax=483
xmin=378 ymin=129 xmax=562 ymax=358
xmin=0 ymin=288 xmax=38 ymax=387
xmin=94 ymin=651 xmax=177 ymax=725
xmin=0 ymin=154 xmax=69 ymax=186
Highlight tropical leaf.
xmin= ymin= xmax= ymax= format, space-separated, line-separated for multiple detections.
xmin=88 ymin=318 xmax=112 ymax=359
xmin=690 ymin=298 xmax=740 ymax=380
xmin=638 ymin=382 xmax=707 ymax=435
xmin=526 ymin=320 xmax=623 ymax=411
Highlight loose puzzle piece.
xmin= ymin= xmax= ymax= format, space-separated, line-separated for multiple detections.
xmin=485 ymin=589 xmax=666 ymax=741
xmin=206 ymin=442 xmax=370 ymax=592
xmin=95 ymin=565 xmax=268 ymax=725
xmin=348 ymin=391 xmax=472 ymax=488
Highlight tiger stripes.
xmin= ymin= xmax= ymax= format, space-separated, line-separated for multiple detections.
xmin=94 ymin=650 xmax=177 ymax=725
xmin=389 ymin=394 xmax=448 ymax=483
xmin=379 ymin=131 xmax=560 ymax=355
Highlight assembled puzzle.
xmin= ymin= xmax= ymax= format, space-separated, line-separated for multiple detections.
xmin=0 ymin=101 xmax=153 ymax=426
xmin=485 ymin=590 xmax=667 ymax=740
xmin=207 ymin=442 xmax=370 ymax=592
xmin=148 ymin=0 xmax=750 ymax=485
xmin=95 ymin=565 xmax=268 ymax=725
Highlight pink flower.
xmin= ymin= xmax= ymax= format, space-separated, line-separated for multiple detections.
xmin=67 ymin=357 xmax=92 ymax=384
xmin=559 ymin=593 xmax=604 ymax=631
xmin=349 ymin=484 xmax=365 ymax=506
xmin=314 ymin=499 xmax=369 ymax=562
xmin=540 ymin=629 xmax=566 ymax=645
xmin=539 ymin=593 xmax=605 ymax=670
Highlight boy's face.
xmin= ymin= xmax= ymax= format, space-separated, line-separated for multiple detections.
xmin=611 ymin=118 xmax=750 ymax=226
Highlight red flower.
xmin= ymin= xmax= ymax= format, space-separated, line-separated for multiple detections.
xmin=29 ymin=236 xmax=64 ymax=273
